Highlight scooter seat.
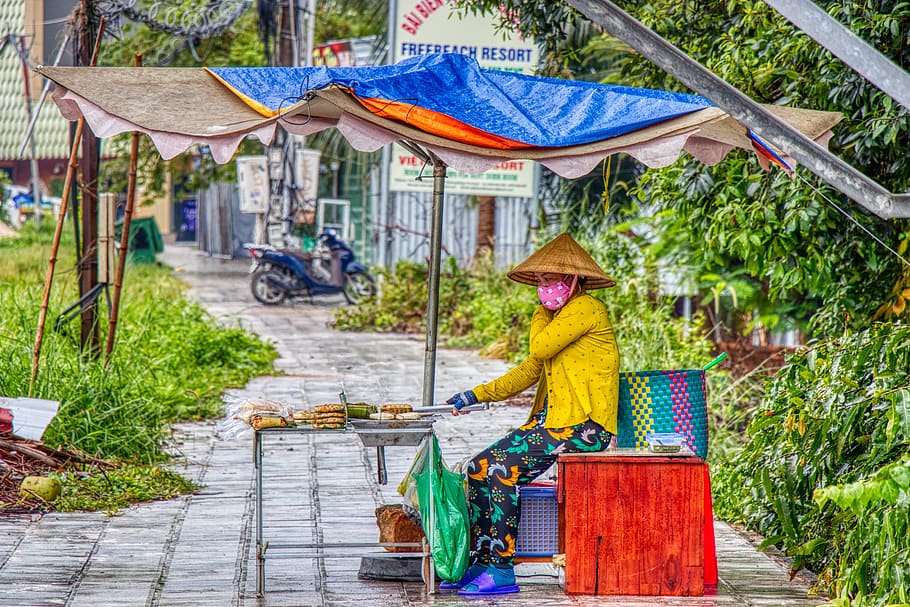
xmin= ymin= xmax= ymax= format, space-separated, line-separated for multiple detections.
xmin=280 ymin=249 xmax=314 ymax=262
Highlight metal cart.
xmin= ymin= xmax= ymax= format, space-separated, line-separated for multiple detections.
xmin=253 ymin=417 xmax=436 ymax=596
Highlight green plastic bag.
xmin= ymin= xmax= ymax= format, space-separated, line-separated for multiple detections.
xmin=411 ymin=434 xmax=469 ymax=582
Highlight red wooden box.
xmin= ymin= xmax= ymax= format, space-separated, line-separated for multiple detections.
xmin=557 ymin=450 xmax=704 ymax=596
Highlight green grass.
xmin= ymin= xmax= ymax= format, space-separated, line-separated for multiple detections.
xmin=51 ymin=465 xmax=200 ymax=515
xmin=1 ymin=221 xmax=278 ymax=512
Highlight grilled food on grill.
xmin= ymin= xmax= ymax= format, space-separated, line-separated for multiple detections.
xmin=380 ymin=403 xmax=413 ymax=415
xmin=311 ymin=421 xmax=346 ymax=429
xmin=394 ymin=412 xmax=422 ymax=420
xmin=314 ymin=403 xmax=346 ymax=413
xmin=251 ymin=414 xmax=289 ymax=430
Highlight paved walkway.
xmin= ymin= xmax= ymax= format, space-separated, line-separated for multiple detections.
xmin=0 ymin=245 xmax=826 ymax=606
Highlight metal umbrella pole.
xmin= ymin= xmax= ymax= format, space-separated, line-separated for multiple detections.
xmin=421 ymin=154 xmax=446 ymax=410
xmin=394 ymin=145 xmax=445 ymax=591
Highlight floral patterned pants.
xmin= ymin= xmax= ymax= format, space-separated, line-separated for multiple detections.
xmin=464 ymin=405 xmax=612 ymax=567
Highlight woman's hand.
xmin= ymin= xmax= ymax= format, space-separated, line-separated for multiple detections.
xmin=446 ymin=390 xmax=478 ymax=415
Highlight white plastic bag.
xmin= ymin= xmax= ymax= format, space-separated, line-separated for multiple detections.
xmin=217 ymin=395 xmax=292 ymax=440
xmin=398 ymin=436 xmax=430 ymax=522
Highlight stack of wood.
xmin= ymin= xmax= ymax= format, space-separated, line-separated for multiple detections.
xmin=0 ymin=434 xmax=111 ymax=512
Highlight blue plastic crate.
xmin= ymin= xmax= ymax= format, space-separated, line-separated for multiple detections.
xmin=516 ymin=483 xmax=558 ymax=558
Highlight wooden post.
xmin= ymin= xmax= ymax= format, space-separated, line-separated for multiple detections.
xmin=29 ymin=119 xmax=85 ymax=395
xmin=69 ymin=121 xmax=82 ymax=266
xmin=474 ymin=195 xmax=496 ymax=259
xmin=105 ymin=54 xmax=142 ymax=360
xmin=77 ymin=1 xmax=101 ymax=358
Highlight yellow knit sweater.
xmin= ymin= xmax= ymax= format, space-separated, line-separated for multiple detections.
xmin=471 ymin=293 xmax=620 ymax=433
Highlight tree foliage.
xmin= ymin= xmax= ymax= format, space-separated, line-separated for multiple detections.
xmin=455 ymin=0 xmax=910 ymax=337
xmin=99 ymin=4 xmax=265 ymax=68
xmin=314 ymin=0 xmax=386 ymax=42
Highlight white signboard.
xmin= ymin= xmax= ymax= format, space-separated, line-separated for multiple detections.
xmin=0 ymin=397 xmax=60 ymax=441
xmin=390 ymin=0 xmax=538 ymax=197
xmin=294 ymin=147 xmax=322 ymax=207
xmin=236 ymin=156 xmax=269 ymax=214
xmin=393 ymin=154 xmax=534 ymax=195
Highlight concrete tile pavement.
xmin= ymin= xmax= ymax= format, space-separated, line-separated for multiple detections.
xmin=0 ymin=245 xmax=828 ymax=606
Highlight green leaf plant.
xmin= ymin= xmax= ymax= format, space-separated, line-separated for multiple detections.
xmin=714 ymin=324 xmax=910 ymax=605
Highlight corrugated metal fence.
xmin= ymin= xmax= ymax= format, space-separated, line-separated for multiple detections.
xmin=195 ymin=183 xmax=537 ymax=271
xmin=197 ymin=183 xmax=256 ymax=259
xmin=376 ymin=191 xmax=536 ymax=270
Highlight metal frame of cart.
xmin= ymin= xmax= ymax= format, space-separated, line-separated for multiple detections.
xmin=252 ymin=423 xmax=438 ymax=596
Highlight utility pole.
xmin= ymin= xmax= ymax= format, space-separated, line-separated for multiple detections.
xmin=76 ymin=0 xmax=101 ymax=356
xmin=266 ymin=0 xmax=303 ymax=246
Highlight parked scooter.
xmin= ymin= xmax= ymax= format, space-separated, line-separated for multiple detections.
xmin=247 ymin=230 xmax=377 ymax=305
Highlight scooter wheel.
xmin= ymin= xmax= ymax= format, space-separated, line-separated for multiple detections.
xmin=251 ymin=269 xmax=288 ymax=305
xmin=343 ymin=271 xmax=377 ymax=304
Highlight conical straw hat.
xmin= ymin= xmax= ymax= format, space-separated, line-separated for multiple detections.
xmin=507 ymin=233 xmax=616 ymax=289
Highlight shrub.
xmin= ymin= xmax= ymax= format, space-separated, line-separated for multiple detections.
xmin=712 ymin=324 xmax=910 ymax=604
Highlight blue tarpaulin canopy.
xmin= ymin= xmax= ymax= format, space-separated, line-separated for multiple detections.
xmin=37 ymin=53 xmax=839 ymax=176
xmin=207 ymin=54 xmax=714 ymax=147
xmin=36 ymin=53 xmax=842 ymax=407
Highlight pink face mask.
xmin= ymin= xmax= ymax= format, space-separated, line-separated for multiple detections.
xmin=537 ymin=275 xmax=578 ymax=310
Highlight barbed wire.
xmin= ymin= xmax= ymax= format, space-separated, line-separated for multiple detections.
xmin=94 ymin=0 xmax=253 ymax=40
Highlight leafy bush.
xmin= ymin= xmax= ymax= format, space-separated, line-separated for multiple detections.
xmin=442 ymin=251 xmax=538 ymax=359
xmin=333 ymin=257 xmax=471 ymax=334
xmin=712 ymin=324 xmax=910 ymax=604
xmin=814 ymin=458 xmax=910 ymax=607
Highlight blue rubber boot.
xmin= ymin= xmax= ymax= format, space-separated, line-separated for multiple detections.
xmin=457 ymin=565 xmax=520 ymax=596
xmin=439 ymin=564 xmax=485 ymax=591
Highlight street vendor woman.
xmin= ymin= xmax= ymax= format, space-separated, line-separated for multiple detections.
xmin=443 ymin=232 xmax=620 ymax=596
